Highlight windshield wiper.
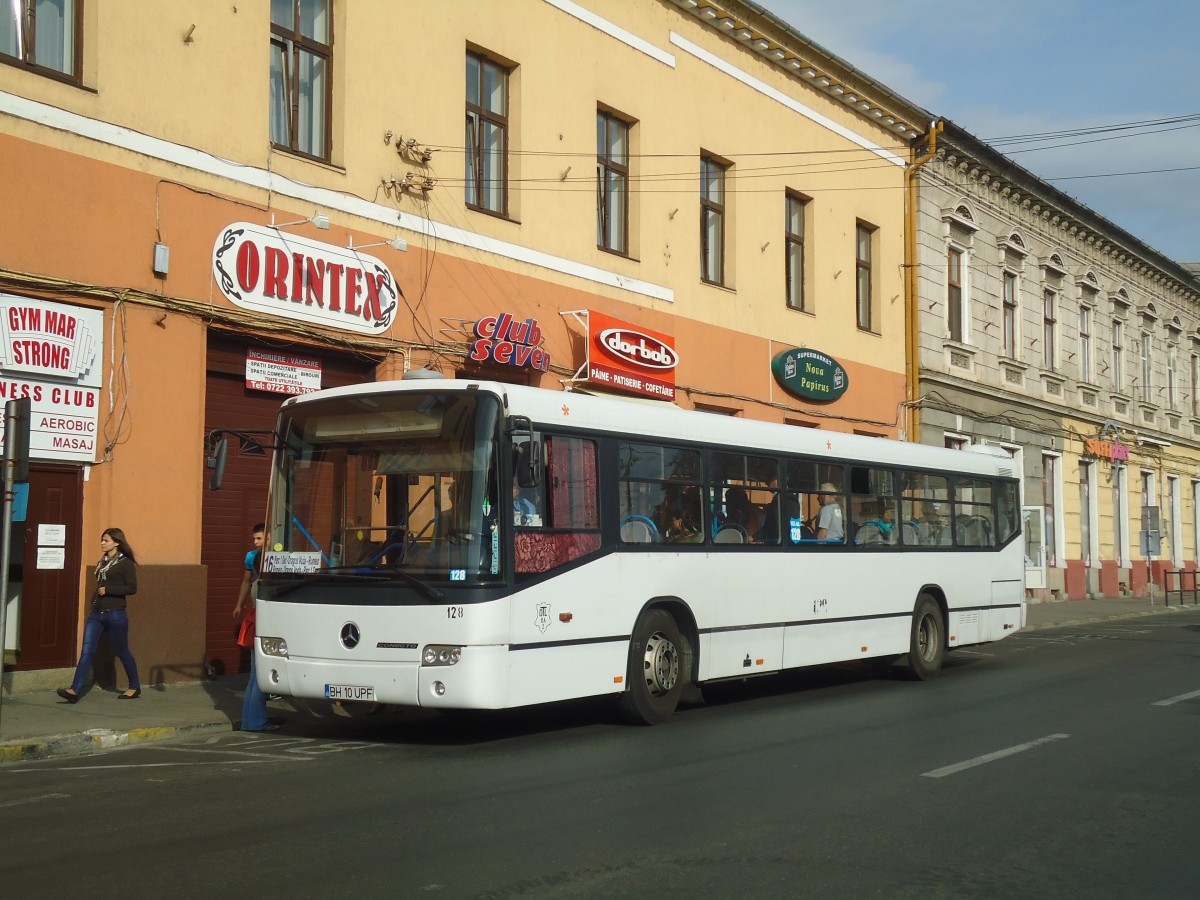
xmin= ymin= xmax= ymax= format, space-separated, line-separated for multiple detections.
xmin=371 ymin=566 xmax=445 ymax=602
xmin=270 ymin=566 xmax=445 ymax=602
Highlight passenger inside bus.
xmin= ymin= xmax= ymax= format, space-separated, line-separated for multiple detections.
xmin=813 ymin=483 xmax=845 ymax=542
xmin=718 ymin=486 xmax=758 ymax=541
xmin=657 ymin=485 xmax=703 ymax=544
xmin=855 ymin=499 xmax=897 ymax=545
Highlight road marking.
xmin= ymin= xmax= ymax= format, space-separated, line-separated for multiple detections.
xmin=8 ymin=760 xmax=302 ymax=772
xmin=0 ymin=792 xmax=70 ymax=808
xmin=1151 ymin=688 xmax=1200 ymax=706
xmin=921 ymin=734 xmax=1070 ymax=778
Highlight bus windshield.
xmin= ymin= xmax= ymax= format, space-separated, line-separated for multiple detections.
xmin=262 ymin=389 xmax=504 ymax=591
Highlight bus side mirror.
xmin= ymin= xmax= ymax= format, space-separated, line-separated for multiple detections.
xmin=206 ymin=435 xmax=228 ymax=491
xmin=516 ymin=440 xmax=542 ymax=488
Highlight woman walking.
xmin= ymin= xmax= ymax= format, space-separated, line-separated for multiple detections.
xmin=57 ymin=528 xmax=142 ymax=703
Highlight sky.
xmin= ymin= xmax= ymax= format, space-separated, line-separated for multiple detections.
xmin=762 ymin=0 xmax=1200 ymax=264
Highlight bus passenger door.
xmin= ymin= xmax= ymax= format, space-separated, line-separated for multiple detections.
xmin=1023 ymin=506 xmax=1046 ymax=590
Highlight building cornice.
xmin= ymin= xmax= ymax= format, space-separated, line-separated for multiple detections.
xmin=666 ymin=0 xmax=931 ymax=144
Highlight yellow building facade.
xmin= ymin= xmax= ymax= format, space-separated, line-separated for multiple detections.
xmin=0 ymin=1 xmax=928 ymax=686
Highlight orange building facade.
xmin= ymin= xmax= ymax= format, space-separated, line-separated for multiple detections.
xmin=0 ymin=1 xmax=929 ymax=689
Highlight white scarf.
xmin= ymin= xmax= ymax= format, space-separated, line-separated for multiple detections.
xmin=96 ymin=552 xmax=124 ymax=583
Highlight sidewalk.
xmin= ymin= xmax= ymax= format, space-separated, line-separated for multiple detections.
xmin=2 ymin=595 xmax=1197 ymax=764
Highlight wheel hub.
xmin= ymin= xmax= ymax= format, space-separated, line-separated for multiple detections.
xmin=642 ymin=631 xmax=679 ymax=697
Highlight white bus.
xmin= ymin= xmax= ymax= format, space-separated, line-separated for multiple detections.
xmin=240 ymin=377 xmax=1024 ymax=725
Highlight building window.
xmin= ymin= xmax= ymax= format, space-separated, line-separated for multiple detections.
xmin=0 ymin=0 xmax=80 ymax=79
xmin=466 ymin=50 xmax=510 ymax=216
xmin=1043 ymin=454 xmax=1058 ymax=567
xmin=1002 ymin=271 xmax=1018 ymax=358
xmin=700 ymin=156 xmax=727 ymax=285
xmin=270 ymin=0 xmax=332 ymax=161
xmin=856 ymin=223 xmax=875 ymax=331
xmin=1112 ymin=319 xmax=1124 ymax=392
xmin=1042 ymin=289 xmax=1057 ymax=371
xmin=1079 ymin=306 xmax=1093 ymax=383
xmin=1192 ymin=480 xmax=1199 ymax=564
xmin=596 ymin=110 xmax=629 ymax=255
xmin=947 ymin=246 xmax=965 ymax=342
xmin=944 ymin=434 xmax=968 ymax=451
xmin=785 ymin=192 xmax=807 ymax=311
xmin=1192 ymin=354 xmax=1199 ymax=418
xmin=1140 ymin=332 xmax=1152 ymax=402
xmin=1080 ymin=460 xmax=1093 ymax=567
xmin=1168 ymin=344 xmax=1178 ymax=410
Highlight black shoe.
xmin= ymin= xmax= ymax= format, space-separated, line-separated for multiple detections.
xmin=118 ymin=689 xmax=141 ymax=700
xmin=57 ymin=688 xmax=81 ymax=704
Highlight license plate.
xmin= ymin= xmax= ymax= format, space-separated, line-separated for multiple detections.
xmin=324 ymin=683 xmax=375 ymax=702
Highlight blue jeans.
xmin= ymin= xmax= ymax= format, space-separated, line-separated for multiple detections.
xmin=241 ymin=651 xmax=269 ymax=731
xmin=70 ymin=609 xmax=140 ymax=693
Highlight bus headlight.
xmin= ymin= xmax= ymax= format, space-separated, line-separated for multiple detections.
xmin=260 ymin=636 xmax=289 ymax=658
xmin=421 ymin=645 xmax=462 ymax=666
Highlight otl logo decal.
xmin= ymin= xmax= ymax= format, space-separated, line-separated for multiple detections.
xmin=535 ymin=603 xmax=551 ymax=633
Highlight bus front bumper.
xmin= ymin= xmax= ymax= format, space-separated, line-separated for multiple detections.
xmin=257 ymin=645 xmax=510 ymax=710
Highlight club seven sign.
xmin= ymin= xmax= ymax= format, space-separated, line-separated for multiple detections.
xmin=212 ymin=222 xmax=399 ymax=336
xmin=771 ymin=347 xmax=848 ymax=402
xmin=0 ymin=294 xmax=103 ymax=462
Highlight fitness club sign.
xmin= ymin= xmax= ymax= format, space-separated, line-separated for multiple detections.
xmin=586 ymin=310 xmax=677 ymax=401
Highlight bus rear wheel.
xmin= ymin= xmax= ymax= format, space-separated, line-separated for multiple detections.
xmin=903 ymin=594 xmax=945 ymax=681
xmin=618 ymin=609 xmax=687 ymax=725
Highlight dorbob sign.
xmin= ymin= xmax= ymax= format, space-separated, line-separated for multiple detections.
xmin=771 ymin=347 xmax=848 ymax=402
xmin=587 ymin=310 xmax=677 ymax=401
xmin=212 ymin=222 xmax=398 ymax=336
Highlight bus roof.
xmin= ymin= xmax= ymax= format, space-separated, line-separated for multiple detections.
xmin=282 ymin=379 xmax=1016 ymax=479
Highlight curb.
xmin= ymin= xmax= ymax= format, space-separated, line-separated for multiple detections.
xmin=1023 ymin=603 xmax=1195 ymax=633
xmin=0 ymin=719 xmax=237 ymax=765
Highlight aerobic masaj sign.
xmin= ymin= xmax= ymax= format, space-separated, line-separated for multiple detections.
xmin=771 ymin=347 xmax=848 ymax=402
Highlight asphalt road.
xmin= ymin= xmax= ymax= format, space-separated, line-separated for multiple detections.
xmin=4 ymin=611 xmax=1200 ymax=899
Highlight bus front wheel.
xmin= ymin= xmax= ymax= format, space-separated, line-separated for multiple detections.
xmin=903 ymin=594 xmax=945 ymax=681
xmin=618 ymin=609 xmax=686 ymax=725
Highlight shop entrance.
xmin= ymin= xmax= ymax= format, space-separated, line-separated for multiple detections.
xmin=201 ymin=337 xmax=376 ymax=677
xmin=9 ymin=465 xmax=84 ymax=669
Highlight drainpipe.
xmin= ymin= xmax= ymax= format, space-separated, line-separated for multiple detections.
xmin=904 ymin=120 xmax=943 ymax=443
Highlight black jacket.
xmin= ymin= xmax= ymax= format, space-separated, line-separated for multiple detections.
xmin=93 ymin=556 xmax=137 ymax=611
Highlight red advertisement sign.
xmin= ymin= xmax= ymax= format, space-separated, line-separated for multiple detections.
xmin=468 ymin=313 xmax=551 ymax=371
xmin=587 ymin=310 xmax=677 ymax=401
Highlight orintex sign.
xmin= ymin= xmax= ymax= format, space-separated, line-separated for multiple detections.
xmin=588 ymin=310 xmax=677 ymax=401
xmin=212 ymin=222 xmax=398 ymax=336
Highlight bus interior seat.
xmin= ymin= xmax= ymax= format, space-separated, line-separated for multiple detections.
xmin=713 ymin=524 xmax=747 ymax=544
xmin=855 ymin=523 xmax=884 ymax=545
xmin=620 ymin=515 xmax=660 ymax=544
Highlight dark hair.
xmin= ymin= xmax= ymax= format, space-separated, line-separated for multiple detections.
xmin=103 ymin=528 xmax=137 ymax=564
xmin=252 ymin=522 xmax=265 ymax=533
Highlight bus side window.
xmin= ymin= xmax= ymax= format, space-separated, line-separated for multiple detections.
xmin=786 ymin=460 xmax=845 ymax=544
xmin=515 ymin=436 xmax=601 ymax=576
xmin=618 ymin=442 xmax=703 ymax=546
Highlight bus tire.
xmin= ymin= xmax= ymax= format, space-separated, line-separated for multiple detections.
xmin=618 ymin=609 xmax=687 ymax=725
xmin=903 ymin=594 xmax=945 ymax=681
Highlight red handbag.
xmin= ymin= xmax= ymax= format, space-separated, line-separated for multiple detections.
xmin=236 ymin=608 xmax=256 ymax=649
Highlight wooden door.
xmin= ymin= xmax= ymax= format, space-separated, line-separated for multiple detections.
xmin=12 ymin=465 xmax=83 ymax=669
